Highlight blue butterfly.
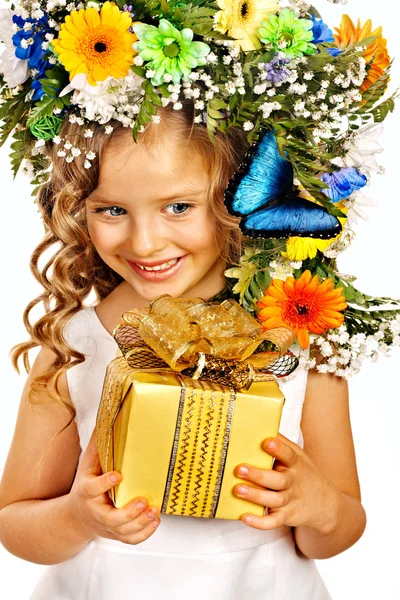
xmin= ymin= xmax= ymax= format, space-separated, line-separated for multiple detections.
xmin=224 ymin=131 xmax=342 ymax=240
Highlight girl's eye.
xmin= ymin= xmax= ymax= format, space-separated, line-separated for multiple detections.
xmin=164 ymin=203 xmax=193 ymax=216
xmin=92 ymin=206 xmax=127 ymax=219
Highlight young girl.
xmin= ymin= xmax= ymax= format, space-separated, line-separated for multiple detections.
xmin=0 ymin=102 xmax=365 ymax=599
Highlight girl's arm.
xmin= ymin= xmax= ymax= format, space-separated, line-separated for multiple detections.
xmin=0 ymin=346 xmax=92 ymax=564
xmin=0 ymin=346 xmax=162 ymax=564
xmin=292 ymin=370 xmax=367 ymax=559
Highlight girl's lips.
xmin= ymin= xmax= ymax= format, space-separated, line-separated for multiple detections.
xmin=127 ymin=255 xmax=187 ymax=281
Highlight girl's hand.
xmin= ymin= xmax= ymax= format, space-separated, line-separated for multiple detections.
xmin=233 ymin=433 xmax=339 ymax=533
xmin=68 ymin=429 xmax=161 ymax=545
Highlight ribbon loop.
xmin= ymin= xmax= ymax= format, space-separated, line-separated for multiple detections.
xmin=114 ymin=295 xmax=299 ymax=390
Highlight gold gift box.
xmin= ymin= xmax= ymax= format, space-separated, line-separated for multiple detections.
xmin=95 ymin=295 xmax=297 ymax=521
xmin=97 ymin=365 xmax=285 ymax=520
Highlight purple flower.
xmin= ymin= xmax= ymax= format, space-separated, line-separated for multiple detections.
xmin=321 ymin=168 xmax=367 ymax=203
xmin=263 ymin=53 xmax=291 ymax=84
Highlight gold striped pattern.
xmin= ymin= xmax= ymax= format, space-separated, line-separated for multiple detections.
xmin=162 ymin=381 xmax=236 ymax=518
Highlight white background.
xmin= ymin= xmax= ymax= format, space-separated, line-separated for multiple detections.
xmin=0 ymin=0 xmax=399 ymax=598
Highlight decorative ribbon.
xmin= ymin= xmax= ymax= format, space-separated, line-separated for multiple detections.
xmin=112 ymin=295 xmax=299 ymax=390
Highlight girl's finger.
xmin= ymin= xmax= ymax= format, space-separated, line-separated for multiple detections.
xmin=234 ymin=484 xmax=289 ymax=509
xmin=78 ymin=429 xmax=102 ymax=474
xmin=100 ymin=497 xmax=151 ymax=528
xmin=262 ymin=437 xmax=298 ymax=468
xmin=80 ymin=471 xmax=121 ymax=499
xmin=113 ymin=506 xmax=160 ymax=534
xmin=241 ymin=510 xmax=287 ymax=530
xmin=117 ymin=518 xmax=161 ymax=545
xmin=235 ymin=464 xmax=292 ymax=490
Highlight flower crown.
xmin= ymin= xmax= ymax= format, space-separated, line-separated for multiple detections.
xmin=0 ymin=0 xmax=399 ymax=377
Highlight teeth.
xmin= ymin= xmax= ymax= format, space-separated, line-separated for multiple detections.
xmin=136 ymin=258 xmax=179 ymax=272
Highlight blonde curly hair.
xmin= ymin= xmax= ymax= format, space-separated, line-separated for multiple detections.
xmin=10 ymin=102 xmax=249 ymax=434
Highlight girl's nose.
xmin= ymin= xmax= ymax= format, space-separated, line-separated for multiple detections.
xmin=126 ymin=219 xmax=168 ymax=258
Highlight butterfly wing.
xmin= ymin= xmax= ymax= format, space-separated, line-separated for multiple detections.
xmin=242 ymin=195 xmax=342 ymax=239
xmin=225 ymin=130 xmax=293 ymax=216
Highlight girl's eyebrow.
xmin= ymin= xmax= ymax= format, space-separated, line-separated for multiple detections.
xmin=86 ymin=190 xmax=205 ymax=205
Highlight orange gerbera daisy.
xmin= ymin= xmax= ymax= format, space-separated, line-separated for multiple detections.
xmin=257 ymin=270 xmax=347 ymax=350
xmin=333 ymin=15 xmax=390 ymax=92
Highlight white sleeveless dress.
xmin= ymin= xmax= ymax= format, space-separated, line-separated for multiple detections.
xmin=29 ymin=306 xmax=332 ymax=600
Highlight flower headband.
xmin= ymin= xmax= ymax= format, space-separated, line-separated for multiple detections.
xmin=0 ymin=0 xmax=399 ymax=377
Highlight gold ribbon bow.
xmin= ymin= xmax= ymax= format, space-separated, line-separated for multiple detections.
xmin=112 ymin=295 xmax=298 ymax=390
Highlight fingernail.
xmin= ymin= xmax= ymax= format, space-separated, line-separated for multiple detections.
xmin=237 ymin=485 xmax=248 ymax=495
xmin=244 ymin=515 xmax=253 ymax=523
xmin=108 ymin=473 xmax=120 ymax=484
xmin=238 ymin=466 xmax=249 ymax=476
xmin=267 ymin=440 xmax=277 ymax=450
xmin=151 ymin=519 xmax=160 ymax=529
xmin=136 ymin=500 xmax=147 ymax=510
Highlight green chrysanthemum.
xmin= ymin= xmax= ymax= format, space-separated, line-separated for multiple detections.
xmin=132 ymin=19 xmax=210 ymax=86
xmin=258 ymin=8 xmax=316 ymax=58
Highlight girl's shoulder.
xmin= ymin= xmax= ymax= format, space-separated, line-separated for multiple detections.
xmin=63 ymin=305 xmax=116 ymax=354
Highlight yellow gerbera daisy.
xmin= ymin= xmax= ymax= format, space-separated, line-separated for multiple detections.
xmin=214 ymin=0 xmax=279 ymax=51
xmin=52 ymin=1 xmax=137 ymax=86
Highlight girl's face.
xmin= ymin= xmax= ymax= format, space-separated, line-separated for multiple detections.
xmin=86 ymin=129 xmax=226 ymax=303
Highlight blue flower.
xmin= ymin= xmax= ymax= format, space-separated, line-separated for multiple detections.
xmin=321 ymin=168 xmax=368 ymax=203
xmin=12 ymin=13 xmax=53 ymax=100
xmin=327 ymin=47 xmax=342 ymax=57
xmin=311 ymin=14 xmax=334 ymax=44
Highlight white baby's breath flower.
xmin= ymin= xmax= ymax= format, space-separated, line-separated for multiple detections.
xmin=173 ymin=102 xmax=183 ymax=110
xmin=86 ymin=151 xmax=96 ymax=160
xmin=320 ymin=341 xmax=333 ymax=357
xmin=104 ymin=125 xmax=113 ymax=134
xmin=243 ymin=121 xmax=254 ymax=131
xmin=254 ymin=83 xmax=267 ymax=95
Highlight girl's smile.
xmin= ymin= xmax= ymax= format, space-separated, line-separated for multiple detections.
xmin=85 ymin=128 xmax=226 ymax=303
xmin=126 ymin=255 xmax=187 ymax=281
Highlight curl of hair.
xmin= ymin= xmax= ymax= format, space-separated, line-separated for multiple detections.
xmin=10 ymin=103 xmax=249 ymax=436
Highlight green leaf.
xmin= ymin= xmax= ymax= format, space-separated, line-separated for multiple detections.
xmin=131 ymin=65 xmax=146 ymax=77
xmin=26 ymin=97 xmax=54 ymax=127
